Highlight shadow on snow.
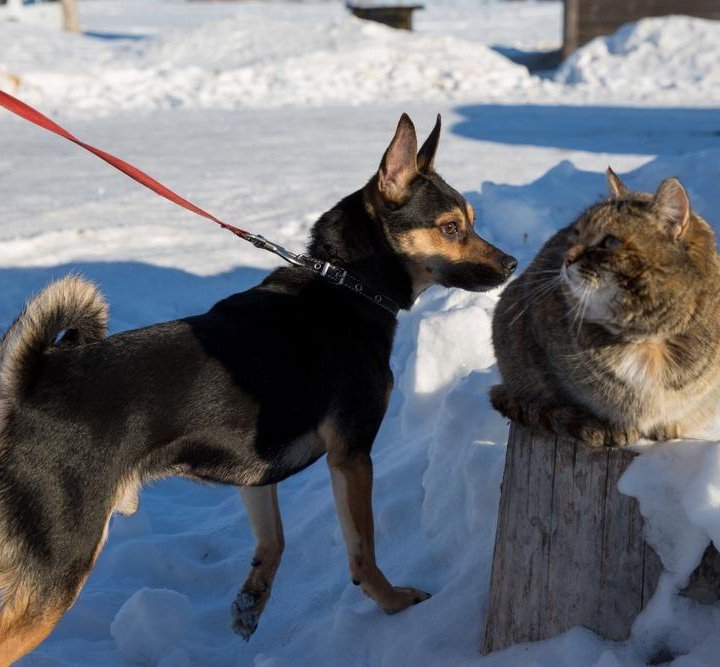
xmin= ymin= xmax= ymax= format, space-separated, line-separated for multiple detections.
xmin=451 ymin=104 xmax=720 ymax=155
xmin=0 ymin=261 xmax=270 ymax=335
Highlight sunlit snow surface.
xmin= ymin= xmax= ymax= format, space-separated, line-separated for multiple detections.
xmin=2 ymin=1 xmax=720 ymax=665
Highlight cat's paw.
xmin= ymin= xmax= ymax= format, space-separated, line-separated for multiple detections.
xmin=647 ymin=423 xmax=680 ymax=441
xmin=542 ymin=406 xmax=607 ymax=447
xmin=601 ymin=426 xmax=642 ymax=448
xmin=489 ymin=384 xmax=519 ymax=420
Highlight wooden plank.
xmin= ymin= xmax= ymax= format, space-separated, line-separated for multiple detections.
xmin=563 ymin=0 xmax=581 ymax=56
xmin=346 ymin=5 xmax=424 ymax=31
xmin=482 ymin=424 xmax=557 ymax=647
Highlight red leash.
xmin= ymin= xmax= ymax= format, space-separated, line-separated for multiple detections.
xmin=0 ymin=90 xmax=249 ymax=240
xmin=0 ymin=90 xmax=402 ymax=315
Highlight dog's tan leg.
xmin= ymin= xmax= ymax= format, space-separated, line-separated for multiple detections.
xmin=0 ymin=511 xmax=112 ymax=665
xmin=327 ymin=448 xmax=430 ymax=614
xmin=231 ymin=484 xmax=284 ymax=641
xmin=0 ymin=585 xmax=65 ymax=667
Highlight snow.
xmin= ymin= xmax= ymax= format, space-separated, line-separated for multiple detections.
xmin=557 ymin=16 xmax=720 ymax=104
xmin=1 ymin=1 xmax=720 ymax=665
xmin=111 ymin=589 xmax=193 ymax=666
xmin=0 ymin=3 xmax=534 ymax=115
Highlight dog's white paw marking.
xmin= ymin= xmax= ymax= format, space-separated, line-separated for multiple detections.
xmin=231 ymin=591 xmax=260 ymax=641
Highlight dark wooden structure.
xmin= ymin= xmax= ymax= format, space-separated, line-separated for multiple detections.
xmin=564 ymin=0 xmax=720 ymax=56
xmin=347 ymin=3 xmax=424 ymax=31
xmin=482 ymin=423 xmax=663 ymax=654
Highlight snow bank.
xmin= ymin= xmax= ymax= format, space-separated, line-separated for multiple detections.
xmin=557 ymin=16 xmax=720 ymax=104
xmin=479 ymin=147 xmax=720 ymax=270
xmin=619 ymin=443 xmax=720 ymax=662
xmin=8 ymin=7 xmax=720 ymax=116
xmin=110 ymin=588 xmax=193 ymax=665
xmin=0 ymin=4 xmax=531 ymax=116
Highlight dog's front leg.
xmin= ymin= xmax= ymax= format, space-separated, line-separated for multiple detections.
xmin=327 ymin=449 xmax=430 ymax=613
xmin=231 ymin=484 xmax=285 ymax=640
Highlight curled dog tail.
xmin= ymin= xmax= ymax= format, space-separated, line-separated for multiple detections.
xmin=0 ymin=275 xmax=108 ymax=405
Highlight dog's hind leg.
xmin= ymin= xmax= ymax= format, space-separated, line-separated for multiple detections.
xmin=326 ymin=446 xmax=431 ymax=614
xmin=231 ymin=484 xmax=284 ymax=641
xmin=0 ymin=511 xmax=113 ymax=665
xmin=0 ymin=582 xmax=66 ymax=667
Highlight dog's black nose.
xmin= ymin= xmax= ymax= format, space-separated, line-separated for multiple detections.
xmin=501 ymin=255 xmax=518 ymax=274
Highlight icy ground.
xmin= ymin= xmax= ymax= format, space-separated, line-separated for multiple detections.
xmin=2 ymin=1 xmax=720 ymax=665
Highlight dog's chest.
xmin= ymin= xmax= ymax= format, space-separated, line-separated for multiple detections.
xmin=279 ymin=431 xmax=327 ymax=471
xmin=238 ymin=430 xmax=327 ymax=486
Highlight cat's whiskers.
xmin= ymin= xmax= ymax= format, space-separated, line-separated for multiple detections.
xmin=576 ymin=285 xmax=593 ymax=335
xmin=567 ymin=283 xmax=592 ymax=336
xmin=507 ymin=275 xmax=561 ymax=326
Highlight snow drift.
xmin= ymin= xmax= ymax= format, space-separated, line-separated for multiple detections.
xmin=0 ymin=4 xmax=531 ymax=116
xmin=557 ymin=15 xmax=720 ymax=104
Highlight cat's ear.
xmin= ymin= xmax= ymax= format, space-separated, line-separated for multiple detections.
xmin=417 ymin=114 xmax=441 ymax=173
xmin=606 ymin=167 xmax=629 ymax=199
xmin=377 ymin=113 xmax=418 ymax=204
xmin=653 ymin=178 xmax=690 ymax=240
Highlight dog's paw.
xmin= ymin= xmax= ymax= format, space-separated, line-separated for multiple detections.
xmin=380 ymin=587 xmax=431 ymax=615
xmin=231 ymin=591 xmax=261 ymax=641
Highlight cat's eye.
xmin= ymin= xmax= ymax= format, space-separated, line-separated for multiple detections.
xmin=440 ymin=222 xmax=458 ymax=237
xmin=599 ymin=234 xmax=621 ymax=250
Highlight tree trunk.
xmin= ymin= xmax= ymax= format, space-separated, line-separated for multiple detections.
xmin=482 ymin=422 xmax=663 ymax=654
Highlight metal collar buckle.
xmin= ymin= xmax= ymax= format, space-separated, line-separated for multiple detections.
xmin=320 ymin=263 xmax=347 ymax=286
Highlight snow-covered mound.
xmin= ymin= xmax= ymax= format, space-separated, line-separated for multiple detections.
xmin=0 ymin=4 xmax=531 ymax=115
xmin=557 ymin=16 xmax=720 ymax=103
xmin=478 ymin=147 xmax=720 ymax=269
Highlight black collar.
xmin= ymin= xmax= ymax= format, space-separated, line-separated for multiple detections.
xmin=247 ymin=234 xmax=400 ymax=317
xmin=298 ymin=255 xmax=400 ymax=317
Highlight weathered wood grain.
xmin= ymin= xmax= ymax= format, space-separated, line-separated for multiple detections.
xmin=482 ymin=422 xmax=662 ymax=654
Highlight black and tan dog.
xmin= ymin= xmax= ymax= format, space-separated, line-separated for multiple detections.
xmin=0 ymin=114 xmax=516 ymax=663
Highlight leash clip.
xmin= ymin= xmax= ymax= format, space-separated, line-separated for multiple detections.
xmin=248 ymin=234 xmax=305 ymax=267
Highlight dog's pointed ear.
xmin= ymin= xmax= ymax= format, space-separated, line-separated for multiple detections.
xmin=377 ymin=113 xmax=418 ymax=204
xmin=606 ymin=167 xmax=629 ymax=199
xmin=417 ymin=114 xmax=441 ymax=173
xmin=653 ymin=177 xmax=690 ymax=240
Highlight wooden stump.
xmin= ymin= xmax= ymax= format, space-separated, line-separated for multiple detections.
xmin=482 ymin=422 xmax=663 ymax=654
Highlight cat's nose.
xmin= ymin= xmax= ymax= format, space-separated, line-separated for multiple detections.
xmin=564 ymin=244 xmax=584 ymax=266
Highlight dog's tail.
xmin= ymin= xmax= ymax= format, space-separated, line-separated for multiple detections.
xmin=0 ymin=275 xmax=108 ymax=406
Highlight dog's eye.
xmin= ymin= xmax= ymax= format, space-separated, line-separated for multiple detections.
xmin=440 ymin=222 xmax=458 ymax=237
xmin=599 ymin=234 xmax=621 ymax=250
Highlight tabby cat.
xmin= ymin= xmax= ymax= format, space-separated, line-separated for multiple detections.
xmin=491 ymin=170 xmax=720 ymax=446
